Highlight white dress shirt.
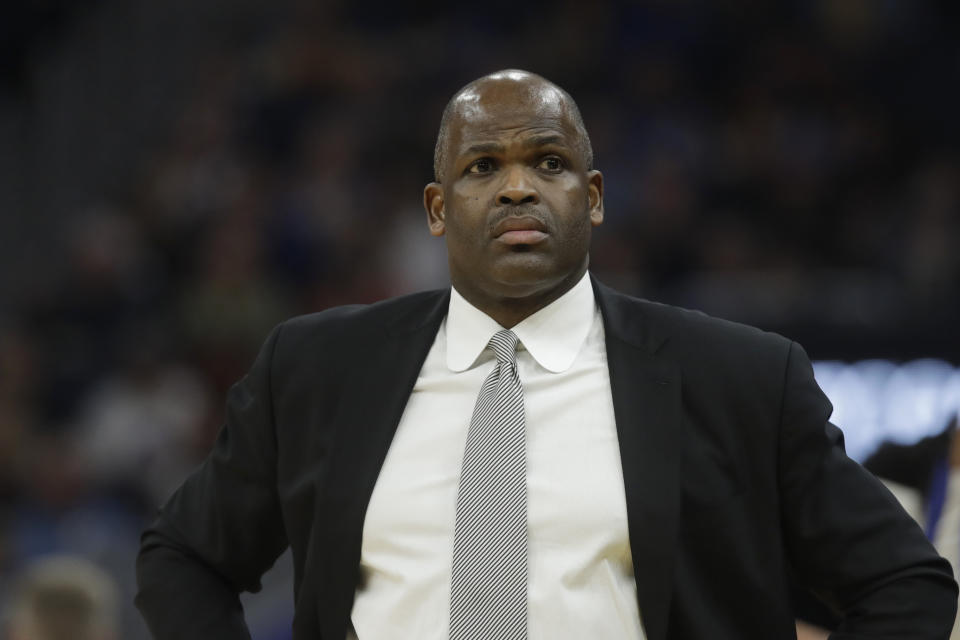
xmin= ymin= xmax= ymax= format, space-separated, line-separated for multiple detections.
xmin=348 ymin=272 xmax=646 ymax=639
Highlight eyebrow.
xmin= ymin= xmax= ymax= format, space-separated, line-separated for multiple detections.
xmin=462 ymin=134 xmax=569 ymax=157
xmin=525 ymin=134 xmax=566 ymax=148
xmin=463 ymin=142 xmax=506 ymax=156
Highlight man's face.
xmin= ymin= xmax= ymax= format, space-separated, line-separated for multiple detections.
xmin=424 ymin=77 xmax=603 ymax=308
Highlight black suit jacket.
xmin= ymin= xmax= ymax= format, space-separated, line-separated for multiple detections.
xmin=136 ymin=279 xmax=957 ymax=639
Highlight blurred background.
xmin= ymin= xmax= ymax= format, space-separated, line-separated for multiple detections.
xmin=0 ymin=0 xmax=957 ymax=638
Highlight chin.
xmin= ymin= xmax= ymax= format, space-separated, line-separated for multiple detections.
xmin=491 ymin=254 xmax=554 ymax=280
xmin=489 ymin=262 xmax=573 ymax=299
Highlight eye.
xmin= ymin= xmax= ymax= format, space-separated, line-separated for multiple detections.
xmin=467 ymin=158 xmax=495 ymax=174
xmin=537 ymin=156 xmax=564 ymax=173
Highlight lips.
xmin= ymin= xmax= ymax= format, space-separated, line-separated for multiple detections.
xmin=493 ymin=216 xmax=549 ymax=245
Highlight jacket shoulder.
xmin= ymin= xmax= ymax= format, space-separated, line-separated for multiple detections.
xmin=272 ymin=289 xmax=448 ymax=352
xmin=641 ymin=297 xmax=792 ymax=352
xmin=597 ymin=283 xmax=796 ymax=375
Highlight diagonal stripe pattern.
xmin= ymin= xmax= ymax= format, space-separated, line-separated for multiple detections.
xmin=450 ymin=329 xmax=528 ymax=640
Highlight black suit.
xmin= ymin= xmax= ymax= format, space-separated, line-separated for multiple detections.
xmin=136 ymin=278 xmax=957 ymax=639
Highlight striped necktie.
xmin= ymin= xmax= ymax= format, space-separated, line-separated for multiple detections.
xmin=450 ymin=329 xmax=528 ymax=640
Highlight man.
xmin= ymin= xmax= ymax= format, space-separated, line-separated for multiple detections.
xmin=136 ymin=70 xmax=957 ymax=639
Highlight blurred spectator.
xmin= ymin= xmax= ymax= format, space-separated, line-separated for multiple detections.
xmin=795 ymin=620 xmax=829 ymax=640
xmin=27 ymin=206 xmax=164 ymax=427
xmin=73 ymin=324 xmax=213 ymax=508
xmin=4 ymin=554 xmax=119 ymax=640
xmin=179 ymin=214 xmax=291 ymax=399
xmin=0 ymin=326 xmax=37 ymax=506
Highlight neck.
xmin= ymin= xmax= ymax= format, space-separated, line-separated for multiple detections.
xmin=452 ymin=266 xmax=587 ymax=329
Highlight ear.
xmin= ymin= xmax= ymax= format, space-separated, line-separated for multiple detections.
xmin=587 ymin=170 xmax=604 ymax=227
xmin=424 ymin=182 xmax=446 ymax=236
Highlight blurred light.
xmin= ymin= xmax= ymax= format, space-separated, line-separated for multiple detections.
xmin=814 ymin=358 xmax=959 ymax=461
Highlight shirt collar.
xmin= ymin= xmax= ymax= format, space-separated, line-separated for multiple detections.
xmin=445 ymin=271 xmax=596 ymax=373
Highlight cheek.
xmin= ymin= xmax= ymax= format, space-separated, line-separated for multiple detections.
xmin=444 ymin=206 xmax=486 ymax=249
xmin=452 ymin=180 xmax=489 ymax=205
xmin=552 ymin=185 xmax=592 ymax=238
xmin=554 ymin=175 xmax=589 ymax=207
xmin=561 ymin=214 xmax=592 ymax=250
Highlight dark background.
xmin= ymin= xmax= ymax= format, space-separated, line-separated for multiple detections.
xmin=0 ymin=1 xmax=957 ymax=637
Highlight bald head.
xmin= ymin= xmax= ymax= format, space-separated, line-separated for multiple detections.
xmin=433 ymin=70 xmax=593 ymax=182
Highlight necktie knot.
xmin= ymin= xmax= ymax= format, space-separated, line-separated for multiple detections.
xmin=488 ymin=329 xmax=520 ymax=366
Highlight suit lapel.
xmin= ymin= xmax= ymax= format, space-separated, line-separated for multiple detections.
xmin=594 ymin=278 xmax=682 ymax=640
xmin=315 ymin=290 xmax=449 ymax=640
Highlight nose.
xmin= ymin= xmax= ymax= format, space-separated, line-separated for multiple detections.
xmin=496 ymin=167 xmax=540 ymax=206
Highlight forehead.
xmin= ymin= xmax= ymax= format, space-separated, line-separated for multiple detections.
xmin=447 ymin=80 xmax=578 ymax=153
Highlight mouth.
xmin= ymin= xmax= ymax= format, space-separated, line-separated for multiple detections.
xmin=492 ymin=216 xmax=549 ymax=246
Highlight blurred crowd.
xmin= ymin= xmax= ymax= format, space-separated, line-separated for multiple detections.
xmin=1 ymin=1 xmax=958 ymax=637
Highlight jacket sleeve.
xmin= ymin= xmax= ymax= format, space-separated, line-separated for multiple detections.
xmin=778 ymin=341 xmax=957 ymax=638
xmin=135 ymin=323 xmax=289 ymax=639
